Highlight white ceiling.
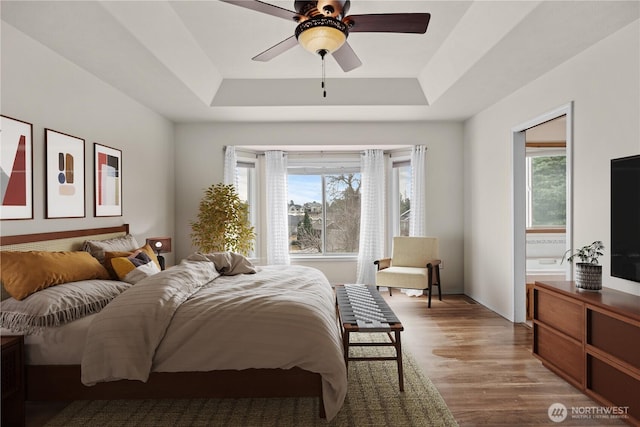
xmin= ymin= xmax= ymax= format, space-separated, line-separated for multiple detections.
xmin=2 ymin=1 xmax=638 ymax=123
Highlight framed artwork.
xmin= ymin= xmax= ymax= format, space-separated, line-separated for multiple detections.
xmin=0 ymin=116 xmax=34 ymax=220
xmin=45 ymin=129 xmax=85 ymax=218
xmin=94 ymin=143 xmax=122 ymax=217
xmin=0 ymin=116 xmax=33 ymax=220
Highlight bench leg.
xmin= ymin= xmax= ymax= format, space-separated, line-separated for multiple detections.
xmin=395 ymin=330 xmax=404 ymax=392
xmin=343 ymin=330 xmax=350 ymax=373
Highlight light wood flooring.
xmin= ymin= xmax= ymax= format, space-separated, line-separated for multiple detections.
xmin=381 ymin=292 xmax=627 ymax=426
xmin=25 ymin=293 xmax=627 ymax=426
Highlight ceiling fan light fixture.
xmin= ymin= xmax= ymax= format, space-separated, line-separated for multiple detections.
xmin=295 ymin=17 xmax=348 ymax=54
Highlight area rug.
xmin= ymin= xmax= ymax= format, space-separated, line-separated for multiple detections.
xmin=45 ymin=334 xmax=458 ymax=427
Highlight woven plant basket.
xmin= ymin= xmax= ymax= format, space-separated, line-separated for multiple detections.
xmin=575 ymin=263 xmax=602 ymax=291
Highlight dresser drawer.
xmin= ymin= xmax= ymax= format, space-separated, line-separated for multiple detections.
xmin=587 ymin=308 xmax=640 ymax=370
xmin=535 ymin=288 xmax=583 ymax=341
xmin=534 ymin=323 xmax=583 ymax=386
xmin=588 ymin=354 xmax=639 ymax=422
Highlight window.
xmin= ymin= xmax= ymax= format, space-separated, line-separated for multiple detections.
xmin=236 ymin=160 xmax=257 ymax=254
xmin=233 ymin=146 xmax=415 ymax=259
xmin=526 ymin=151 xmax=566 ymax=228
xmin=288 ymin=166 xmax=361 ymax=255
xmin=392 ymin=160 xmax=411 ymax=237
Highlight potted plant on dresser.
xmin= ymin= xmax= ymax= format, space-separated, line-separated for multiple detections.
xmin=562 ymin=240 xmax=605 ymax=291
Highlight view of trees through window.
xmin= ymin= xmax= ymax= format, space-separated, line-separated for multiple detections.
xmin=528 ymin=155 xmax=566 ymax=227
xmin=396 ymin=164 xmax=411 ymax=236
xmin=288 ymin=173 xmax=361 ymax=254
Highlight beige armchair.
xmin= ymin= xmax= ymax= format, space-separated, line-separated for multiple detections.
xmin=374 ymin=236 xmax=442 ymax=308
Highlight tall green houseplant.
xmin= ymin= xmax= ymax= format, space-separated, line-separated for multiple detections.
xmin=191 ymin=183 xmax=255 ymax=255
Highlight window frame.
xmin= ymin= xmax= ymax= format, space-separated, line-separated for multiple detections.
xmin=287 ymin=154 xmax=361 ymax=259
xmin=233 ymin=146 xmax=416 ymax=262
xmin=236 ymin=155 xmax=258 ymax=257
xmin=525 ymin=146 xmax=567 ymax=231
xmin=391 ymin=158 xmax=411 ymax=238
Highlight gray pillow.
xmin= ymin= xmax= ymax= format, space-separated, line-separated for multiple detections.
xmin=0 ymin=279 xmax=131 ymax=334
xmin=202 ymin=252 xmax=257 ymax=276
xmin=83 ymin=234 xmax=139 ymax=264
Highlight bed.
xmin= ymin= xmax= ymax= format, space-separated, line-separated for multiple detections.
xmin=0 ymin=225 xmax=347 ymax=420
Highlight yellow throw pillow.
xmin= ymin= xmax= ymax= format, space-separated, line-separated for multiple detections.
xmin=104 ymin=244 xmax=160 ymax=279
xmin=110 ymin=251 xmax=161 ymax=284
xmin=0 ymin=251 xmax=110 ymax=300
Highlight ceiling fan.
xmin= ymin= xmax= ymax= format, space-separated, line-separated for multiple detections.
xmin=220 ymin=0 xmax=431 ymax=74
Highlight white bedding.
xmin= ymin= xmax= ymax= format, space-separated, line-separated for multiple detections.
xmin=80 ymin=254 xmax=347 ymax=420
xmin=1 ymin=315 xmax=94 ymax=365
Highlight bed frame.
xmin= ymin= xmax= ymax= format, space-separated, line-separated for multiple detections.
xmin=0 ymin=225 xmax=325 ymax=417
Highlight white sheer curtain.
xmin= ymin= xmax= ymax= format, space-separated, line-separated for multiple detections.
xmin=404 ymin=145 xmax=428 ymax=296
xmin=356 ymin=149 xmax=385 ymax=285
xmin=223 ymin=146 xmax=238 ymax=190
xmin=265 ymin=151 xmax=290 ymax=265
xmin=410 ymin=145 xmax=427 ymax=236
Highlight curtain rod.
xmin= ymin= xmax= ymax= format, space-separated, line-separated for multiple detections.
xmin=224 ymin=146 xmax=421 ymax=158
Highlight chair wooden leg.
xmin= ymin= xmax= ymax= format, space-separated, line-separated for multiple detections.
xmin=376 ymin=286 xmax=393 ymax=296
xmin=427 ymin=265 xmax=433 ymax=308
xmin=436 ymin=265 xmax=442 ymax=302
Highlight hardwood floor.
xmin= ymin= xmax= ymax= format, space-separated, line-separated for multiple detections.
xmin=381 ymin=292 xmax=627 ymax=426
xmin=25 ymin=293 xmax=627 ymax=426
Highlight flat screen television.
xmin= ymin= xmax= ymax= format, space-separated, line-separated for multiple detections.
xmin=611 ymin=154 xmax=640 ymax=283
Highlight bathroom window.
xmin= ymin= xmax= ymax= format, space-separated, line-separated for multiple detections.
xmin=526 ymin=152 xmax=566 ymax=229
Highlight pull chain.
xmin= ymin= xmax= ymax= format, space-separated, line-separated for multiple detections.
xmin=322 ymin=55 xmax=326 ymax=97
xmin=319 ymin=49 xmax=327 ymax=98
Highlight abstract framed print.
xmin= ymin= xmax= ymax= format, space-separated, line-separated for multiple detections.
xmin=94 ymin=143 xmax=122 ymax=217
xmin=45 ymin=129 xmax=85 ymax=218
xmin=0 ymin=115 xmax=34 ymax=220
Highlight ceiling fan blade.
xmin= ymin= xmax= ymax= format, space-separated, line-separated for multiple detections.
xmin=252 ymin=36 xmax=299 ymax=62
xmin=345 ymin=13 xmax=431 ymax=34
xmin=219 ymin=0 xmax=300 ymax=22
xmin=332 ymin=41 xmax=362 ymax=72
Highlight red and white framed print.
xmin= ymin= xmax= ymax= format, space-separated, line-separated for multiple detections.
xmin=45 ymin=129 xmax=85 ymax=218
xmin=0 ymin=115 xmax=33 ymax=220
xmin=94 ymin=143 xmax=122 ymax=217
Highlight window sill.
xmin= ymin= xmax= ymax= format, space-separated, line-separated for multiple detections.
xmin=290 ymin=255 xmax=357 ymax=262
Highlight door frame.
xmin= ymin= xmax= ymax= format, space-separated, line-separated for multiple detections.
xmin=511 ymin=102 xmax=573 ymax=323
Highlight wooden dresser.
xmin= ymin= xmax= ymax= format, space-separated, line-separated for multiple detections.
xmin=532 ymin=281 xmax=640 ymax=426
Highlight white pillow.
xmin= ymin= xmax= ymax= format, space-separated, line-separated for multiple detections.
xmin=0 ymin=280 xmax=131 ymax=334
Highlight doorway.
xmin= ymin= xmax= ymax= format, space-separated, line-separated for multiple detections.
xmin=512 ymin=103 xmax=573 ymax=324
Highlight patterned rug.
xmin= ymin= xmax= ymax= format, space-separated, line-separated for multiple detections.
xmin=45 ymin=334 xmax=458 ymax=427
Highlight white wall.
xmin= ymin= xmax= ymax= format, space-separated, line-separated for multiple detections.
xmin=1 ymin=24 xmax=176 ymax=264
xmin=174 ymin=121 xmax=465 ymax=291
xmin=464 ymin=20 xmax=640 ymax=320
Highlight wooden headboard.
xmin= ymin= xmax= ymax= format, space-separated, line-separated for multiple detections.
xmin=0 ymin=225 xmax=129 ymax=300
xmin=0 ymin=225 xmax=130 ymax=252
